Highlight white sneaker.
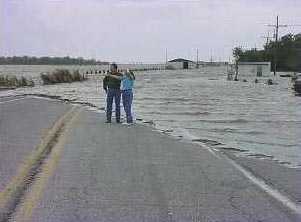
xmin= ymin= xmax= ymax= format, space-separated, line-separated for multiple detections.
xmin=122 ymin=122 xmax=134 ymax=126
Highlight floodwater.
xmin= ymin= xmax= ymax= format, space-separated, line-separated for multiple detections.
xmin=1 ymin=65 xmax=300 ymax=167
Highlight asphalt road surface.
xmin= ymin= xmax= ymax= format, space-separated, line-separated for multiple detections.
xmin=0 ymin=96 xmax=71 ymax=191
xmin=16 ymin=106 xmax=298 ymax=222
xmin=1 ymin=97 xmax=300 ymax=222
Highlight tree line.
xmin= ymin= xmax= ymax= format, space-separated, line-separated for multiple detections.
xmin=0 ymin=56 xmax=109 ymax=65
xmin=233 ymin=33 xmax=301 ymax=72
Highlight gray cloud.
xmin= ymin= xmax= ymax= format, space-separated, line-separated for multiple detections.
xmin=2 ymin=0 xmax=301 ymax=63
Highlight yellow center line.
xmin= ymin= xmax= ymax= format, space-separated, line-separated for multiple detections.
xmin=14 ymin=106 xmax=84 ymax=221
xmin=0 ymin=105 xmax=84 ymax=222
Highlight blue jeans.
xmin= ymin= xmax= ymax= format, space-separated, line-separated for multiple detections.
xmin=106 ymin=88 xmax=121 ymax=122
xmin=122 ymin=90 xmax=133 ymax=123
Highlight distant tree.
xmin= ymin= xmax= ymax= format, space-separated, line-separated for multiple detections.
xmin=0 ymin=56 xmax=108 ymax=65
xmin=233 ymin=33 xmax=301 ymax=71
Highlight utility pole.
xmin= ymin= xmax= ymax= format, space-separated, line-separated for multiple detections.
xmin=196 ymin=49 xmax=199 ymax=69
xmin=268 ymin=15 xmax=288 ymax=76
xmin=165 ymin=50 xmax=168 ymax=63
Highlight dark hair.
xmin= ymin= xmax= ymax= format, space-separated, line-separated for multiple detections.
xmin=111 ymin=63 xmax=118 ymax=70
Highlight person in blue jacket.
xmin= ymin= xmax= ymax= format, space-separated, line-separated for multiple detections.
xmin=121 ymin=68 xmax=135 ymax=124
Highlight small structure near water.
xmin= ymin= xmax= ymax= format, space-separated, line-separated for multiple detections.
xmin=166 ymin=58 xmax=227 ymax=70
xmin=237 ymin=62 xmax=271 ymax=77
xmin=227 ymin=62 xmax=274 ymax=84
xmin=166 ymin=58 xmax=196 ymax=69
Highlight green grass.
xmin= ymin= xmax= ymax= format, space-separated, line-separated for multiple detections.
xmin=40 ymin=69 xmax=87 ymax=85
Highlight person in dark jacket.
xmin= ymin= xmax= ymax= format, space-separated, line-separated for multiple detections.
xmin=103 ymin=63 xmax=123 ymax=123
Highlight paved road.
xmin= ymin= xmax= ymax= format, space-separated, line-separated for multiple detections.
xmin=0 ymin=97 xmax=71 ymax=191
xmin=11 ymin=107 xmax=300 ymax=222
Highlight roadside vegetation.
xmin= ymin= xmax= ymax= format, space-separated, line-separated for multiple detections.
xmin=233 ymin=33 xmax=301 ymax=72
xmin=0 ymin=75 xmax=35 ymax=89
xmin=0 ymin=56 xmax=109 ymax=65
xmin=40 ymin=69 xmax=87 ymax=85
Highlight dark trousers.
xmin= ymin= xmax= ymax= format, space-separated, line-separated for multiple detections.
xmin=106 ymin=88 xmax=121 ymax=122
xmin=122 ymin=90 xmax=133 ymax=123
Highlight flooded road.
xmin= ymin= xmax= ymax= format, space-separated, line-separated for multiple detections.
xmin=1 ymin=65 xmax=300 ymax=166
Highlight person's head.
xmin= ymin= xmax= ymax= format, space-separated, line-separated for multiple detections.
xmin=127 ymin=68 xmax=133 ymax=74
xmin=110 ymin=63 xmax=118 ymax=72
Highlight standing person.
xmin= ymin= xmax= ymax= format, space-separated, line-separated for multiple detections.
xmin=105 ymin=68 xmax=135 ymax=124
xmin=121 ymin=68 xmax=135 ymax=124
xmin=103 ymin=63 xmax=123 ymax=123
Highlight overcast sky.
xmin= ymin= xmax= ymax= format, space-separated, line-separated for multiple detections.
xmin=1 ymin=0 xmax=301 ymax=63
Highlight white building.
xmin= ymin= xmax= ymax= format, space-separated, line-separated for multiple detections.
xmin=237 ymin=62 xmax=271 ymax=77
